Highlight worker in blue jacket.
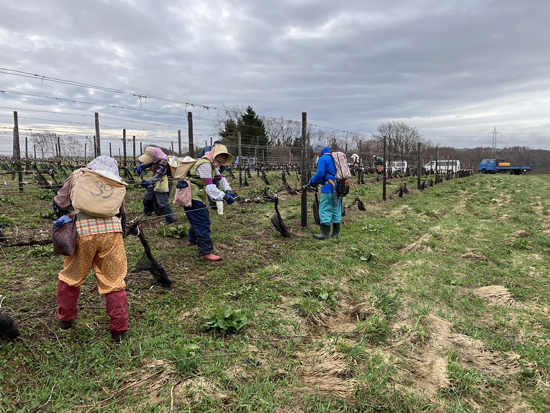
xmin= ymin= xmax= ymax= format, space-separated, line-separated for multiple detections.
xmin=309 ymin=141 xmax=342 ymax=239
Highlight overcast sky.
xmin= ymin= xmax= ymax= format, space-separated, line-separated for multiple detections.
xmin=1 ymin=0 xmax=550 ymax=156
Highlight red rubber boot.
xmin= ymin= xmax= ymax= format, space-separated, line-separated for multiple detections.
xmin=203 ymin=253 xmax=222 ymax=261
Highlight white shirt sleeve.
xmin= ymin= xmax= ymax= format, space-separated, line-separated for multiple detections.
xmin=218 ymin=177 xmax=232 ymax=192
xmin=206 ymin=184 xmax=225 ymax=201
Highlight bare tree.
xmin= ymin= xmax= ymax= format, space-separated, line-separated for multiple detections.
xmin=372 ymin=121 xmax=424 ymax=162
xmin=31 ymin=131 xmax=58 ymax=158
xmin=64 ymin=136 xmax=83 ymax=158
xmin=262 ymin=116 xmax=302 ymax=147
xmin=30 ymin=131 xmax=83 ymax=159
xmin=213 ymin=104 xmax=245 ymax=138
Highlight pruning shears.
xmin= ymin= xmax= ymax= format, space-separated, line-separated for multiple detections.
xmin=302 ymin=183 xmax=318 ymax=192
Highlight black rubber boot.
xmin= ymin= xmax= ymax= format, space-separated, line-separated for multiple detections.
xmin=59 ymin=319 xmax=74 ymax=330
xmin=111 ymin=331 xmax=126 ymax=343
xmin=313 ymin=224 xmax=331 ymax=240
xmin=332 ymin=223 xmax=341 ymax=239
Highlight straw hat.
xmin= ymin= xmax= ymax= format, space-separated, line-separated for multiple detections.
xmin=212 ymin=144 xmax=234 ymax=166
xmin=138 ymin=147 xmax=154 ymax=163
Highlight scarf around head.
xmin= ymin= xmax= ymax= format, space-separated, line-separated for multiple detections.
xmin=87 ymin=156 xmax=120 ymax=177
xmin=202 ymin=150 xmax=215 ymax=164
xmin=149 ymin=147 xmax=167 ymax=161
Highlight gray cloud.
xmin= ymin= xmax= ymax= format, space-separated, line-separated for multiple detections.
xmin=1 ymin=0 xmax=549 ymax=155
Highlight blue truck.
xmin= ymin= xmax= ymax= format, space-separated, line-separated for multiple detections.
xmin=478 ymin=159 xmax=531 ymax=175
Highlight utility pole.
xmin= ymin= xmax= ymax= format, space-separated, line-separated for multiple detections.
xmin=487 ymin=127 xmax=505 ymax=156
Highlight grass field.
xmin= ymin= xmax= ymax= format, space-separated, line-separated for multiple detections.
xmin=1 ymin=171 xmax=549 ymax=412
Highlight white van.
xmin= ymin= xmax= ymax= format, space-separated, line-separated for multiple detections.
xmin=391 ymin=161 xmax=407 ymax=173
xmin=424 ymin=160 xmax=461 ymax=173
xmin=385 ymin=161 xmax=408 ymax=173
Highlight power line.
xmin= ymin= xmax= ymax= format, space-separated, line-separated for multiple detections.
xmin=0 ymin=106 xmax=182 ymax=128
xmin=0 ymin=68 xmax=215 ymax=111
xmin=1 ymin=68 xmax=372 ymax=137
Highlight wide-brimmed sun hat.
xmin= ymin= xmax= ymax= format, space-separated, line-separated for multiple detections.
xmin=212 ymin=144 xmax=234 ymax=166
xmin=138 ymin=147 xmax=154 ymax=163
xmin=138 ymin=146 xmax=167 ymax=163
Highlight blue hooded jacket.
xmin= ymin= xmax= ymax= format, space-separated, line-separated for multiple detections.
xmin=310 ymin=147 xmax=337 ymax=193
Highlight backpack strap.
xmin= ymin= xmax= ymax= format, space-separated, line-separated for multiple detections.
xmin=321 ymin=153 xmax=336 ymax=184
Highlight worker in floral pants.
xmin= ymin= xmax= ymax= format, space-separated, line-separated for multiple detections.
xmin=53 ymin=156 xmax=129 ymax=343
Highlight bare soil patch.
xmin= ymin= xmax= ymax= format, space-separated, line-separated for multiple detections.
xmin=391 ymin=314 xmax=523 ymax=406
xmin=399 ymin=233 xmax=432 ymax=253
xmin=296 ymin=340 xmax=357 ymax=398
xmin=473 ymin=285 xmax=515 ymax=307
xmin=460 ymin=252 xmax=489 ymax=261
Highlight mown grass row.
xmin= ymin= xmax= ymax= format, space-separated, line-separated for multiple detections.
xmin=1 ymin=172 xmax=549 ymax=411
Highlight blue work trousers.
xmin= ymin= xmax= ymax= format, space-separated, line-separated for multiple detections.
xmin=319 ymin=192 xmax=342 ymax=225
xmin=184 ymin=199 xmax=213 ymax=256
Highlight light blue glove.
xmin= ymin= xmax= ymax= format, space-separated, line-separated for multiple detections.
xmin=53 ymin=215 xmax=73 ymax=227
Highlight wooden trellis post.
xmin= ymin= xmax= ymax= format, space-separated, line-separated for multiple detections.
xmin=301 ymin=112 xmax=308 ymax=227
xmin=382 ymin=136 xmax=387 ymax=201
xmin=13 ymin=111 xmax=23 ymax=192
xmin=417 ymin=142 xmax=421 ymax=189
xmin=435 ymin=147 xmax=439 ymax=181
xmin=238 ymin=132 xmax=242 ymax=189
xmin=188 ymin=112 xmax=194 ymax=158
xmin=255 ymin=136 xmax=259 ymax=176
xmin=122 ymin=129 xmax=128 ymax=178
xmin=94 ymin=112 xmax=101 ymax=157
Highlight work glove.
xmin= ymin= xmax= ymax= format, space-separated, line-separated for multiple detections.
xmin=136 ymin=164 xmax=144 ymax=175
xmin=140 ymin=181 xmax=150 ymax=188
xmin=53 ymin=215 xmax=73 ymax=227
xmin=223 ymin=193 xmax=235 ymax=205
xmin=225 ymin=190 xmax=236 ymax=198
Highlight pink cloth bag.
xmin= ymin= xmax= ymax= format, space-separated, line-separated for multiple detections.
xmin=173 ymin=180 xmax=192 ymax=207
